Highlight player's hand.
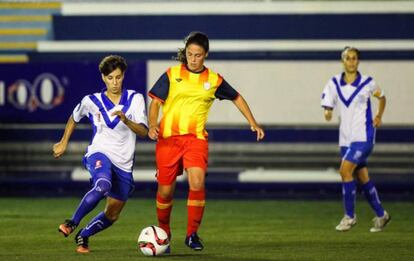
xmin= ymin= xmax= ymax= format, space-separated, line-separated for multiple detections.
xmin=251 ymin=125 xmax=265 ymax=141
xmin=324 ymin=109 xmax=333 ymax=121
xmin=373 ymin=115 xmax=382 ymax=128
xmin=53 ymin=141 xmax=67 ymax=158
xmin=112 ymin=110 xmax=128 ymax=124
xmin=148 ymin=126 xmax=159 ymax=141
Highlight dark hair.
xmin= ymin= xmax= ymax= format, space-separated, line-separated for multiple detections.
xmin=99 ymin=55 xmax=127 ymax=76
xmin=176 ymin=31 xmax=209 ymax=63
xmin=341 ymin=46 xmax=360 ymax=60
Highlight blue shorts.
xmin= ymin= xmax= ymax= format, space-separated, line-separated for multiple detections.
xmin=340 ymin=142 xmax=374 ymax=169
xmin=83 ymin=152 xmax=135 ymax=202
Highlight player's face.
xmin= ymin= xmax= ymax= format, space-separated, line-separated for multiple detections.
xmin=342 ymin=50 xmax=359 ymax=74
xmin=102 ymin=68 xmax=124 ymax=95
xmin=186 ymin=44 xmax=208 ymax=72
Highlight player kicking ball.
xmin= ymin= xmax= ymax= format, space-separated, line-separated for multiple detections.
xmin=321 ymin=47 xmax=391 ymax=232
xmin=53 ymin=55 xmax=148 ymax=252
xmin=148 ymin=32 xmax=264 ymax=252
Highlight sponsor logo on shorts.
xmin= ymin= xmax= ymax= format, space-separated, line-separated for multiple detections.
xmin=353 ymin=150 xmax=362 ymax=160
xmin=95 ymin=160 xmax=102 ymax=169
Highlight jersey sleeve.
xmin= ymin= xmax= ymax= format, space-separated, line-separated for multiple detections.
xmin=132 ymin=93 xmax=148 ymax=127
xmin=214 ymin=78 xmax=239 ymax=100
xmin=321 ymin=80 xmax=337 ymax=109
xmin=72 ymin=96 xmax=91 ymax=123
xmin=368 ymin=79 xmax=385 ymax=98
xmin=148 ymin=72 xmax=170 ymax=102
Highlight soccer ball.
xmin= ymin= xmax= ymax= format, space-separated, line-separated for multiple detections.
xmin=137 ymin=225 xmax=170 ymax=256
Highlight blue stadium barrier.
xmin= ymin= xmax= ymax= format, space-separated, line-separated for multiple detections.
xmin=1 ymin=179 xmax=413 ymax=200
xmin=1 ymin=126 xmax=414 ymax=143
xmin=28 ymin=51 xmax=414 ymax=62
xmin=53 ymin=14 xmax=414 ymax=40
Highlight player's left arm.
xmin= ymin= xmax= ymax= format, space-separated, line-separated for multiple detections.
xmin=372 ymin=88 xmax=386 ymax=128
xmin=112 ymin=94 xmax=148 ymax=138
xmin=232 ymin=95 xmax=265 ymax=141
xmin=112 ymin=110 xmax=148 ymax=138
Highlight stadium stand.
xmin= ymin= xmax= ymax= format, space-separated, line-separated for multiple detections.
xmin=0 ymin=1 xmax=59 ymax=63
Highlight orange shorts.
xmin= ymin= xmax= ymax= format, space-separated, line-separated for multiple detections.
xmin=155 ymin=134 xmax=208 ymax=185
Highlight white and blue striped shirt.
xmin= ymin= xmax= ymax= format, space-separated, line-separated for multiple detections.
xmin=321 ymin=72 xmax=384 ymax=147
xmin=73 ymin=89 xmax=147 ymax=172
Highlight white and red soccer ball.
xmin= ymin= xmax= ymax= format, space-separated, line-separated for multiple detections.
xmin=138 ymin=225 xmax=170 ymax=256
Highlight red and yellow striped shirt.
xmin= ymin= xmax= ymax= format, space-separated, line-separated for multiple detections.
xmin=149 ymin=64 xmax=238 ymax=140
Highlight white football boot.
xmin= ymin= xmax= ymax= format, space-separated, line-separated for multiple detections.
xmin=335 ymin=215 xmax=357 ymax=231
xmin=370 ymin=211 xmax=391 ymax=233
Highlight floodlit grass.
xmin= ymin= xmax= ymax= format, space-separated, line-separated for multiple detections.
xmin=0 ymin=198 xmax=412 ymax=261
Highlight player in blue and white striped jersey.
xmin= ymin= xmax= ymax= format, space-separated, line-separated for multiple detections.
xmin=53 ymin=55 xmax=148 ymax=253
xmin=321 ymin=47 xmax=390 ymax=233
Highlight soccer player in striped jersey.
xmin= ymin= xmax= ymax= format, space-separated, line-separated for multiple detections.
xmin=53 ymin=55 xmax=148 ymax=253
xmin=148 ymin=31 xmax=265 ymax=251
xmin=321 ymin=47 xmax=390 ymax=232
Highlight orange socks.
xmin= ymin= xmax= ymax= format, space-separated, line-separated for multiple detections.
xmin=187 ymin=189 xmax=206 ymax=236
xmin=156 ymin=193 xmax=173 ymax=237
xmin=157 ymin=190 xmax=206 ymax=237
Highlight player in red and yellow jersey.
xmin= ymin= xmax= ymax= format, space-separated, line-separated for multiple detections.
xmin=148 ymin=31 xmax=265 ymax=251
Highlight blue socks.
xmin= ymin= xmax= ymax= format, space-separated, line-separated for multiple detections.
xmin=342 ymin=180 xmax=356 ymax=218
xmin=361 ymin=180 xmax=385 ymax=217
xmin=80 ymin=212 xmax=113 ymax=237
xmin=342 ymin=180 xmax=385 ymax=218
xmin=71 ymin=178 xmax=111 ymax=225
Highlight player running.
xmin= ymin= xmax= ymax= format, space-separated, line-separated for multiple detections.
xmin=148 ymin=31 xmax=265 ymax=251
xmin=53 ymin=55 xmax=148 ymax=253
xmin=321 ymin=47 xmax=391 ymax=232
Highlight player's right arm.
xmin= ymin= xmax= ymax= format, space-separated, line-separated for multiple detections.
xmin=148 ymin=99 xmax=162 ymax=140
xmin=321 ymin=79 xmax=337 ymax=122
xmin=53 ymin=115 xmax=77 ymax=158
xmin=147 ymin=72 xmax=170 ymax=141
xmin=54 ymin=96 xmax=90 ymax=158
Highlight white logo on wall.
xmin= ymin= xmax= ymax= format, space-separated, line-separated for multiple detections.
xmin=0 ymin=73 xmax=66 ymax=112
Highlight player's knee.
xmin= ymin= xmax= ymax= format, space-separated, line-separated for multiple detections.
xmin=189 ymin=182 xmax=204 ymax=191
xmin=339 ymin=168 xmax=353 ymax=181
xmin=104 ymin=209 xmax=120 ymax=222
xmin=105 ymin=212 xmax=119 ymax=222
xmin=94 ymin=178 xmax=112 ymax=196
xmin=157 ymin=186 xmax=174 ymax=199
xmin=189 ymin=179 xmax=205 ymax=191
xmin=158 ymin=190 xmax=173 ymax=200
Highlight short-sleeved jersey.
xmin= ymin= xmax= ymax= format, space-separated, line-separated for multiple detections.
xmin=149 ymin=64 xmax=239 ymax=140
xmin=321 ymin=72 xmax=384 ymax=147
xmin=73 ymin=89 xmax=148 ymax=172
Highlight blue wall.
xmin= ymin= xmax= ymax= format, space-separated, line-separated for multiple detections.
xmin=53 ymin=14 xmax=414 ymax=40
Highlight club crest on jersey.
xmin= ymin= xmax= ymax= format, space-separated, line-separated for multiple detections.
xmin=203 ymin=82 xmax=211 ymax=90
xmin=95 ymin=160 xmax=102 ymax=169
xmin=175 ymin=78 xmax=182 ymax=82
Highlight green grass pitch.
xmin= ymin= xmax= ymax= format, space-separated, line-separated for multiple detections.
xmin=0 ymin=198 xmax=413 ymax=260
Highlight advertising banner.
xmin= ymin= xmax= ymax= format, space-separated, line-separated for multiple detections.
xmin=0 ymin=61 xmax=147 ymax=123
